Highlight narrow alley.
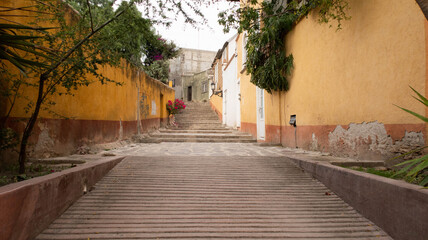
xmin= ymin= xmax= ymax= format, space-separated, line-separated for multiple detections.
xmin=35 ymin=102 xmax=391 ymax=239
xmin=2 ymin=1 xmax=428 ymax=240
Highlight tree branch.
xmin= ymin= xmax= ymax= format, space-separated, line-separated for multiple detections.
xmin=41 ymin=3 xmax=129 ymax=80
xmin=86 ymin=0 xmax=94 ymax=32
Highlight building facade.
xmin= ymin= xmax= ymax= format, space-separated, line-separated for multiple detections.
xmin=211 ymin=0 xmax=428 ymax=161
xmin=169 ymin=48 xmax=217 ymax=100
xmin=182 ymin=69 xmax=213 ymax=102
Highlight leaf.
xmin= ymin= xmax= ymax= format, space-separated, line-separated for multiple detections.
xmin=393 ymin=157 xmax=422 ymax=177
xmin=388 ymin=146 xmax=427 ymax=161
xmin=419 ymin=175 xmax=428 ymax=187
xmin=407 ymin=156 xmax=428 ymax=177
xmin=0 ymin=50 xmax=27 ymax=74
xmin=0 ymin=23 xmax=53 ymax=31
xmin=5 ymin=42 xmax=56 ymax=60
xmin=409 ymin=86 xmax=428 ymax=106
xmin=394 ymin=104 xmax=428 ymax=123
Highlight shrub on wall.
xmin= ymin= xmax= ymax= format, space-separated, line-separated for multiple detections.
xmin=219 ymin=0 xmax=350 ymax=93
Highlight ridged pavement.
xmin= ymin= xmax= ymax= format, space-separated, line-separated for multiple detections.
xmin=37 ymin=156 xmax=390 ymax=239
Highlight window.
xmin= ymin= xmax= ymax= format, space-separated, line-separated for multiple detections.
xmin=202 ymin=82 xmax=208 ymax=93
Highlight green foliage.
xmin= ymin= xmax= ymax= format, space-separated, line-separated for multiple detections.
xmin=143 ymin=59 xmax=170 ymax=84
xmin=166 ymin=99 xmax=186 ymax=116
xmin=350 ymin=166 xmax=426 ymax=186
xmin=219 ymin=0 xmax=350 ymax=93
xmin=0 ymin=23 xmax=55 ymax=75
xmin=1 ymin=0 xmax=215 ymax=174
xmin=34 ymin=0 xmax=123 ymax=95
xmin=0 ymin=127 xmax=19 ymax=151
xmin=317 ymin=0 xmax=351 ymax=30
xmin=67 ymin=0 xmax=179 ymax=80
xmin=394 ymin=86 xmax=428 ymax=187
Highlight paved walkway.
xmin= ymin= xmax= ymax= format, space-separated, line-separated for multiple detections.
xmin=36 ymin=143 xmax=391 ymax=239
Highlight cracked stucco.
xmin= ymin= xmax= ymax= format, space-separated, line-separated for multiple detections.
xmin=33 ymin=122 xmax=56 ymax=158
xmin=328 ymin=121 xmax=424 ymax=160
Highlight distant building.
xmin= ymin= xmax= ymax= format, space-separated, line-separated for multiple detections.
xmin=169 ymin=48 xmax=217 ymax=100
xmin=209 ymin=33 xmax=240 ymax=129
xmin=182 ymin=69 xmax=213 ymax=102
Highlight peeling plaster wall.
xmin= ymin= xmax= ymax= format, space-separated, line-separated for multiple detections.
xmin=328 ymin=122 xmax=424 ymax=160
xmin=33 ymin=122 xmax=56 ymax=158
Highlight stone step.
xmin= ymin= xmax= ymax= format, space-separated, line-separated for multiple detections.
xmin=150 ymin=133 xmax=254 ymax=140
xmin=160 ymin=129 xmax=233 ymax=134
xmin=168 ymin=101 xmax=247 ymax=142
xmin=176 ymin=126 xmax=228 ymax=130
xmin=152 ymin=138 xmax=257 ymax=143
xmin=176 ymin=120 xmax=221 ymax=124
xmin=177 ymin=112 xmax=218 ymax=116
xmin=177 ymin=123 xmax=223 ymax=127
xmin=175 ymin=113 xmax=218 ymax=120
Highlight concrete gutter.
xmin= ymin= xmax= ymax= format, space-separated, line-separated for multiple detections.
xmin=288 ymin=157 xmax=428 ymax=240
xmin=0 ymin=156 xmax=124 ymax=240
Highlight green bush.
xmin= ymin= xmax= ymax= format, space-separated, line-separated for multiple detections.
xmin=394 ymin=86 xmax=428 ymax=187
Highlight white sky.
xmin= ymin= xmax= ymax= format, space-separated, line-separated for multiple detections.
xmin=137 ymin=1 xmax=238 ymax=52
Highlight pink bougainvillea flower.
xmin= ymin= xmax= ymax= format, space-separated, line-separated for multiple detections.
xmin=153 ymin=55 xmax=163 ymax=61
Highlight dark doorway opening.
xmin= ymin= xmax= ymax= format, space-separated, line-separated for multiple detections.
xmin=187 ymin=86 xmax=192 ymax=101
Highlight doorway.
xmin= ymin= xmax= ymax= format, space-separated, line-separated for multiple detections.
xmin=256 ymin=87 xmax=265 ymax=140
xmin=187 ymin=86 xmax=192 ymax=101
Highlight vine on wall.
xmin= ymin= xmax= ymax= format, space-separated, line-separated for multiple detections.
xmin=219 ymin=0 xmax=350 ymax=93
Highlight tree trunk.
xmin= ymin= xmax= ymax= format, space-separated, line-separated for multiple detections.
xmin=18 ymin=74 xmax=46 ymax=174
xmin=16 ymin=5 xmax=127 ymax=174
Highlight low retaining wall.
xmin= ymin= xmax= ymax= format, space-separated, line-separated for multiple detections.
xmin=0 ymin=156 xmax=124 ymax=240
xmin=289 ymin=157 xmax=428 ymax=240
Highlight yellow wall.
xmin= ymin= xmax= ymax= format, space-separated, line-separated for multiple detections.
xmin=1 ymin=0 xmax=174 ymax=158
xmin=281 ymin=0 xmax=426 ymax=127
xmin=210 ymin=94 xmax=223 ymax=115
xmin=237 ymin=34 xmax=257 ymax=125
xmin=2 ymin=0 xmax=174 ymax=123
xmin=5 ymin=57 xmax=174 ymax=124
xmin=237 ymin=0 xmax=427 ymax=156
xmin=239 ymin=0 xmax=426 ymax=127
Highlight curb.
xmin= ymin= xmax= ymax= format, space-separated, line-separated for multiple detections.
xmin=0 ymin=156 xmax=125 ymax=240
xmin=288 ymin=156 xmax=428 ymax=240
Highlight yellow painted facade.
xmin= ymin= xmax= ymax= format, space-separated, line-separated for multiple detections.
xmin=1 ymin=0 xmax=174 ymax=157
xmin=281 ymin=0 xmax=425 ymax=127
xmin=239 ymin=0 xmax=426 ymax=127
xmin=6 ymin=63 xmax=174 ymax=122
xmin=210 ymin=94 xmax=223 ymax=116
xmin=2 ymin=0 xmax=174 ymax=123
xmin=237 ymin=0 xmax=427 ymax=157
xmin=236 ymin=34 xmax=257 ymax=125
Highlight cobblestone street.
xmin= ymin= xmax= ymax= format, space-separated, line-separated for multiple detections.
xmin=107 ymin=142 xmax=289 ymax=157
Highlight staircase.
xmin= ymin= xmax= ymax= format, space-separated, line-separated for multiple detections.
xmin=149 ymin=102 xmax=256 ymax=143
